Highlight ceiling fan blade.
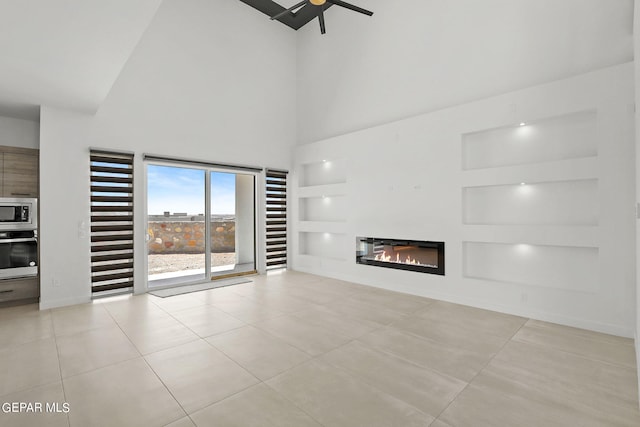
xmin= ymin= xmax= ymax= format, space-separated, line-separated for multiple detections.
xmin=326 ymin=0 xmax=373 ymax=16
xmin=318 ymin=7 xmax=326 ymax=34
xmin=270 ymin=0 xmax=308 ymax=20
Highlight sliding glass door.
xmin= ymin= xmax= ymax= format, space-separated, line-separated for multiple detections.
xmin=146 ymin=162 xmax=256 ymax=288
xmin=147 ymin=165 xmax=206 ymax=287
xmin=210 ymin=171 xmax=256 ymax=278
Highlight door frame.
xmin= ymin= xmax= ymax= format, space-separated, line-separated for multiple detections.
xmin=143 ymin=158 xmax=264 ymax=290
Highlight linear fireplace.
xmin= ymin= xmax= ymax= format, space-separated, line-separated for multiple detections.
xmin=356 ymin=237 xmax=445 ymax=275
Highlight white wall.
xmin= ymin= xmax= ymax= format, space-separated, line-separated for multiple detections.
xmin=292 ymin=63 xmax=636 ymax=337
xmin=0 ymin=115 xmax=39 ymax=149
xmin=38 ymin=0 xmax=296 ymax=308
xmin=296 ymin=0 xmax=633 ymax=144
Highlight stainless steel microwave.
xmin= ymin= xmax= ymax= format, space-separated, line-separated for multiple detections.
xmin=0 ymin=198 xmax=37 ymax=230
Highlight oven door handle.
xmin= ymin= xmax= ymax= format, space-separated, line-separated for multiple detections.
xmin=0 ymin=238 xmax=37 ymax=243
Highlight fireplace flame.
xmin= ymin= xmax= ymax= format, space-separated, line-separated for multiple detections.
xmin=374 ymin=250 xmax=422 ymax=266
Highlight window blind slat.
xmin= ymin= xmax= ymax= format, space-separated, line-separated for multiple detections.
xmin=90 ymin=165 xmax=133 ymax=175
xmin=90 ymin=271 xmax=134 ymax=283
xmin=91 ymin=281 xmax=134 ymax=293
xmin=91 ymin=224 xmax=134 ymax=233
xmin=90 ymin=176 xmax=133 ymax=184
xmin=91 ymin=185 xmax=133 ymax=193
xmin=91 ymin=215 xmax=134 ymax=222
xmin=90 ymin=155 xmax=133 ymax=165
xmin=91 ymin=243 xmax=134 ymax=252
xmin=91 ymin=205 xmax=133 ymax=213
xmin=91 ymin=195 xmax=134 ymax=203
xmin=91 ymin=262 xmax=134 ymax=273
xmin=91 ymin=234 xmax=134 ymax=243
xmin=91 ymin=253 xmax=133 ymax=263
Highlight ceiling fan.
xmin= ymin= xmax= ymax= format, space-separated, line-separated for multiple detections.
xmin=271 ymin=0 xmax=373 ymax=34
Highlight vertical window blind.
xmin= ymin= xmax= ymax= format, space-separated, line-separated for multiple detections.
xmin=90 ymin=151 xmax=134 ymax=293
xmin=265 ymin=169 xmax=288 ymax=270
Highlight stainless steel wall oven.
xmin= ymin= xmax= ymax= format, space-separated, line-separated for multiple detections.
xmin=0 ymin=198 xmax=38 ymax=279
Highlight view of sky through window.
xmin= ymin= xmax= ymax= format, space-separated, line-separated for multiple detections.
xmin=147 ymin=165 xmax=236 ymax=215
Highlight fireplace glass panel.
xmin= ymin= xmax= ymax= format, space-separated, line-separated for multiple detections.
xmin=356 ymin=237 xmax=445 ymax=275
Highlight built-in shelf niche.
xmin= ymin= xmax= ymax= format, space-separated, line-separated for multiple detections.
xmin=299 ymin=195 xmax=347 ymax=222
xmin=299 ymin=158 xmax=347 ymax=187
xmin=462 ymin=110 xmax=598 ymax=170
xmin=463 ymin=242 xmax=598 ymax=292
xmin=298 ymin=231 xmax=347 ymax=260
xmin=463 ymin=179 xmax=599 ymax=226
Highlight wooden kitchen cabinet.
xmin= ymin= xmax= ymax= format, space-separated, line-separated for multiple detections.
xmin=0 ymin=277 xmax=39 ymax=306
xmin=0 ymin=146 xmax=39 ymax=197
xmin=0 ymin=146 xmax=40 ymax=308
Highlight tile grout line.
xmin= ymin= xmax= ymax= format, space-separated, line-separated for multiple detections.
xmin=245 ymin=314 xmax=411 ymax=426
xmin=138 ymin=355 xmax=195 ymax=426
xmin=7 ymin=274 xmax=638 ymax=425
xmin=99 ymin=299 xmax=149 ymax=363
xmin=134 ymin=297 xmax=250 ymax=421
xmin=185 ymin=328 xmax=327 ymax=426
xmin=50 ymin=313 xmax=71 ymax=427
xmin=512 ymin=320 xmax=638 ymax=371
xmin=262 ymin=381 xmax=329 ymax=427
xmin=431 ymin=317 xmax=530 ymax=422
xmin=11 ymin=308 xmax=70 ymax=424
xmin=204 ymin=282 xmax=391 ymax=426
xmin=103 ymin=298 xmax=226 ymax=426
xmin=311 ymin=347 xmax=437 ymax=423
xmin=147 ymin=290 xmax=257 ymax=338
xmin=0 ymin=308 xmax=52 ymax=350
xmin=305 ymin=306 xmax=471 ymax=424
xmin=250 ymin=313 xmax=445 ymax=426
xmin=55 ymin=282 xmax=502 ymax=425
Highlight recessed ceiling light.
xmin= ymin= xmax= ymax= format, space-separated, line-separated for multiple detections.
xmin=520 ymin=182 xmax=526 ymax=186
xmin=519 ymin=122 xmax=526 ymax=126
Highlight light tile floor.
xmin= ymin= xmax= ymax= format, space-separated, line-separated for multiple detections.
xmin=0 ymin=271 xmax=638 ymax=426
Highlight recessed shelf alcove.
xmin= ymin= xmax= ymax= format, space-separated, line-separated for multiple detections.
xmin=462 ymin=110 xmax=598 ymax=170
xmin=463 ymin=242 xmax=598 ymax=292
xmin=298 ymin=231 xmax=347 ymax=261
xmin=299 ymin=195 xmax=347 ymax=222
xmin=463 ymin=179 xmax=599 ymax=226
xmin=299 ymin=158 xmax=347 ymax=187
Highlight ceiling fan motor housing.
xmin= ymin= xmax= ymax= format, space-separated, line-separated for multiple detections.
xmin=267 ymin=0 xmax=373 ymax=34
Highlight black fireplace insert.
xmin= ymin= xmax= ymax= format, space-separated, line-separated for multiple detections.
xmin=356 ymin=237 xmax=445 ymax=275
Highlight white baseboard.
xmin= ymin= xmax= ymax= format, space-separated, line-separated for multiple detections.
xmin=290 ymin=266 xmax=635 ymax=338
xmin=39 ymin=295 xmax=90 ymax=310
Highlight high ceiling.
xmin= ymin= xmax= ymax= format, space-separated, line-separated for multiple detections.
xmin=0 ymin=0 xmax=162 ymax=120
xmin=0 ymin=0 xmax=634 ymax=126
